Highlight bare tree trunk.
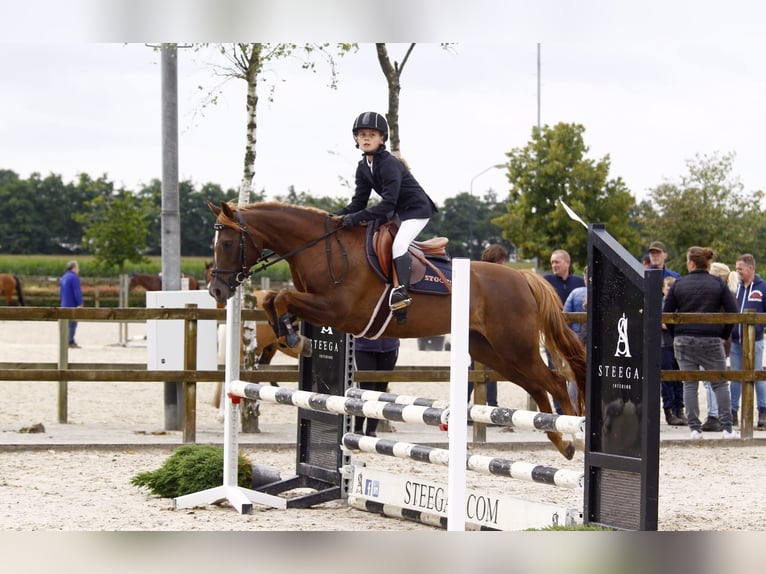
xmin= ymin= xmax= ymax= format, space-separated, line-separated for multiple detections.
xmin=237 ymin=44 xmax=263 ymax=433
xmin=375 ymin=43 xmax=415 ymax=154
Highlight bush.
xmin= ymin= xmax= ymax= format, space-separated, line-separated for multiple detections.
xmin=130 ymin=444 xmax=253 ymax=498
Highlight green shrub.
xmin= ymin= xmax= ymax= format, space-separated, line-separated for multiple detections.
xmin=130 ymin=444 xmax=253 ymax=498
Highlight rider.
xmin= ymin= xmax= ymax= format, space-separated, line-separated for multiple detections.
xmin=332 ymin=111 xmax=437 ymax=324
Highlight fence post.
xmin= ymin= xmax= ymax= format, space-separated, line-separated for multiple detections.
xmin=740 ymin=309 xmax=755 ymax=439
xmin=183 ymin=304 xmax=198 ymax=443
xmin=57 ymin=319 xmax=68 ymax=423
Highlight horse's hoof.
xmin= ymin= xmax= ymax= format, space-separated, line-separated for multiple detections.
xmin=299 ymin=338 xmax=313 ymax=358
xmin=562 ymin=441 xmax=575 ymax=460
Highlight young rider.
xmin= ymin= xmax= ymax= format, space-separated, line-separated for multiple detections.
xmin=332 ymin=111 xmax=437 ymax=324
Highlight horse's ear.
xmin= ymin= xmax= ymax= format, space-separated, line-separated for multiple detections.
xmin=220 ymin=201 xmax=235 ymax=219
xmin=208 ymin=201 xmax=221 ymax=216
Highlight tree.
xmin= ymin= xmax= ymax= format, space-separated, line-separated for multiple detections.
xmin=0 ymin=171 xmax=109 ymax=254
xmin=492 ymin=122 xmax=640 ymax=270
xmin=274 ymin=185 xmax=346 ymax=212
xmin=641 ymin=152 xmax=766 ymax=271
xmin=137 ymin=179 xmax=239 ymax=256
xmin=76 ymin=191 xmax=152 ymax=275
xmin=375 ymin=43 xmax=415 ymax=153
xmin=199 ymin=43 xmax=353 ymax=431
xmin=374 ymin=43 xmax=453 ymax=154
xmin=429 ymin=190 xmax=510 ymax=259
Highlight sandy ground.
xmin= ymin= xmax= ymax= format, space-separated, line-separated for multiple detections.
xmin=1 ymin=318 xmax=766 ymax=531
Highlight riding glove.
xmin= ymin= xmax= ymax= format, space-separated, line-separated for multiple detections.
xmin=342 ymin=212 xmax=366 ymax=227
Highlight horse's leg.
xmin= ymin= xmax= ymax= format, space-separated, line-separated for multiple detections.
xmin=468 ymin=268 xmax=580 ymax=460
xmin=268 ymin=289 xmax=341 ymax=358
xmin=15 ymin=276 xmax=25 ymax=306
xmin=469 ymin=333 xmax=577 ymax=460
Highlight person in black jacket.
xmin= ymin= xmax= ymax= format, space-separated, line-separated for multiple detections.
xmin=662 ymin=246 xmax=739 ymax=439
xmin=332 ymin=111 xmax=437 ymax=324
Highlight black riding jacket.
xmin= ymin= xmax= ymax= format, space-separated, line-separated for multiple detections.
xmin=662 ymin=269 xmax=737 ymax=339
xmin=336 ymin=148 xmax=437 ymax=223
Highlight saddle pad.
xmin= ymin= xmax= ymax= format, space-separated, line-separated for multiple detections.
xmin=365 ymin=224 xmax=451 ymax=296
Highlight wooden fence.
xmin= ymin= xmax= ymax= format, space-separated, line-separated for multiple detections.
xmin=1 ymin=307 xmax=764 ymax=441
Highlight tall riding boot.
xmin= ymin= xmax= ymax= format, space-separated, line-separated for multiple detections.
xmin=758 ymin=407 xmax=766 ymax=429
xmin=390 ymin=253 xmax=412 ymax=324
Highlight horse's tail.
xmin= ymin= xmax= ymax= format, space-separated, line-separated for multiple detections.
xmin=13 ymin=275 xmax=25 ymax=306
xmin=520 ymin=269 xmax=586 ymax=415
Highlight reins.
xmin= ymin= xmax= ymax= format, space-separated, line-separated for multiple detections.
xmin=211 ymin=210 xmax=348 ymax=288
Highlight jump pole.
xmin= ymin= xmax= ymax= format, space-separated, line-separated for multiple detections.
xmin=447 ymin=257 xmax=471 ymax=531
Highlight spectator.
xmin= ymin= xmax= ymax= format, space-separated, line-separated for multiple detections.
xmin=697 ymin=262 xmax=734 ymax=431
xmin=729 ymin=254 xmax=766 ymax=429
xmin=642 ymin=254 xmax=651 ymax=269
xmin=353 ymin=336 xmax=400 ymax=437
xmin=466 ymin=244 xmax=508 ymax=411
xmin=544 ymin=249 xmax=585 ymax=305
xmin=544 ymin=249 xmax=584 ymax=414
xmin=662 ymin=246 xmax=739 ymax=439
xmin=648 ymin=241 xmax=681 ymax=279
xmin=562 ymin=265 xmax=588 ymax=410
xmin=660 ymin=276 xmax=686 ymax=426
xmin=59 ymin=260 xmax=83 ymax=348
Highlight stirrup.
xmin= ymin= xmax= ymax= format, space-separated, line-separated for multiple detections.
xmin=389 ymin=287 xmax=411 ymax=311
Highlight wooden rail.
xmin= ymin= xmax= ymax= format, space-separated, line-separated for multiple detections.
xmin=0 ymin=307 xmax=763 ymax=441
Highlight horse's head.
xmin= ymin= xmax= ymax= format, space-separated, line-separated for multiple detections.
xmin=207 ymin=201 xmax=264 ymax=304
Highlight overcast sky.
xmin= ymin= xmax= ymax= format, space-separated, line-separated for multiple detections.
xmin=3 ymin=2 xmax=765 ymax=210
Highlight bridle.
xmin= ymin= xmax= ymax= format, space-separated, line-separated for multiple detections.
xmin=209 ymin=209 xmax=348 ymax=291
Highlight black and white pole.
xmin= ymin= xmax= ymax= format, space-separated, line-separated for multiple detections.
xmin=448 ymin=257 xmax=471 ymax=531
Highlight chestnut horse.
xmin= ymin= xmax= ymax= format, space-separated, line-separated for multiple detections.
xmin=0 ymin=273 xmax=26 ymax=306
xmin=207 ymin=201 xmax=586 ymax=459
xmin=128 ymin=272 xmax=199 ymax=291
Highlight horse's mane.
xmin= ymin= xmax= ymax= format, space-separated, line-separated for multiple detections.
xmin=218 ymin=201 xmax=330 ymax=229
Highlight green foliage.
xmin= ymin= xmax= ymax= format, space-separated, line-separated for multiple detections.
xmin=274 ymin=185 xmax=347 ymax=212
xmin=0 ymin=170 xmax=111 ymax=254
xmin=429 ymin=190 xmax=512 ymax=259
xmin=492 ymin=123 xmax=640 ymax=269
xmin=640 ymin=152 xmax=766 ymax=271
xmin=75 ymin=191 xmax=152 ymax=274
xmin=130 ymin=444 xmax=252 ymax=498
xmin=136 ymin=179 xmax=240 ymax=256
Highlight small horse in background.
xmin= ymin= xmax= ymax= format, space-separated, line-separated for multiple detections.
xmin=0 ymin=273 xmax=26 ymax=306
xmin=128 ymin=272 xmax=199 ymax=291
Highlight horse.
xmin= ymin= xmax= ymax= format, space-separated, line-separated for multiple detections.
xmin=128 ymin=272 xmax=199 ymax=291
xmin=205 ymin=261 xmax=299 ymax=409
xmin=206 ymin=201 xmax=587 ymax=460
xmin=0 ymin=273 xmax=26 ymax=306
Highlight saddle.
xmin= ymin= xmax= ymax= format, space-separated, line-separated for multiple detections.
xmin=372 ymin=221 xmax=450 ymax=285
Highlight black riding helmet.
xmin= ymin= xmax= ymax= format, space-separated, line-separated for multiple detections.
xmin=352 ymin=111 xmax=388 ymax=147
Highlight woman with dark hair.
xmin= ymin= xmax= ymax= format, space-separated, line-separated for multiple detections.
xmin=662 ymin=246 xmax=739 ymax=439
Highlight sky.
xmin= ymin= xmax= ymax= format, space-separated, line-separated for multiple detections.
xmin=2 ymin=2 xmax=766 ymax=210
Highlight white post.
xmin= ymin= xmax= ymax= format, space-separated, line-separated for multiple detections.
xmin=447 ymin=258 xmax=470 ymax=531
xmin=222 ymin=292 xmax=242 ymax=487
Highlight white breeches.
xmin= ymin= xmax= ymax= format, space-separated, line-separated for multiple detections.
xmin=392 ymin=218 xmax=429 ymax=258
